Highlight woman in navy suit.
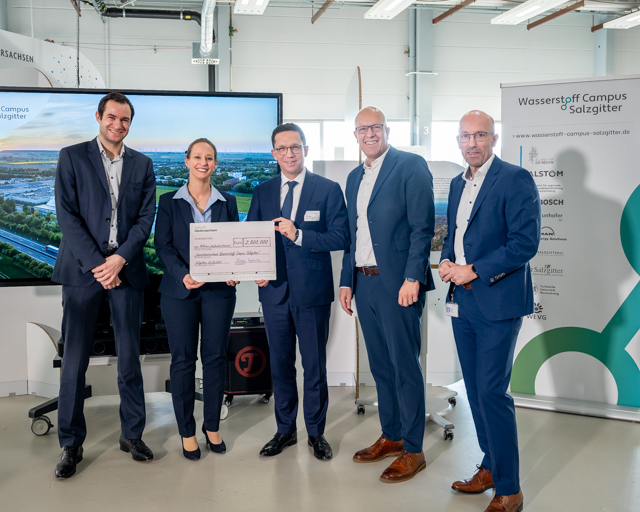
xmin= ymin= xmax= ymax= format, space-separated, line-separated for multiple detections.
xmin=155 ymin=138 xmax=239 ymax=460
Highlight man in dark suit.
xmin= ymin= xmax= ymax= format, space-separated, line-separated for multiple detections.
xmin=339 ymin=106 xmax=435 ymax=483
xmin=52 ymin=92 xmax=156 ymax=478
xmin=248 ymin=123 xmax=349 ymax=460
xmin=439 ymin=110 xmax=540 ymax=512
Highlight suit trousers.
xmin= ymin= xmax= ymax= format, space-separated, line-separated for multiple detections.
xmin=161 ymin=287 xmax=236 ymax=437
xmin=58 ymin=280 xmax=144 ymax=447
xmin=354 ymin=273 xmax=426 ymax=454
xmin=451 ymin=285 xmax=522 ymax=496
xmin=262 ymin=297 xmax=331 ymax=436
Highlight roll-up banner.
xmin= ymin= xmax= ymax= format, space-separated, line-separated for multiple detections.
xmin=502 ymin=76 xmax=640 ymax=421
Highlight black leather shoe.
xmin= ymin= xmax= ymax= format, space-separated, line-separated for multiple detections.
xmin=55 ymin=446 xmax=83 ymax=478
xmin=119 ymin=435 xmax=154 ymax=462
xmin=259 ymin=432 xmax=297 ymax=457
xmin=182 ymin=438 xmax=201 ymax=461
xmin=308 ymin=435 xmax=333 ymax=460
xmin=202 ymin=425 xmax=226 ymax=454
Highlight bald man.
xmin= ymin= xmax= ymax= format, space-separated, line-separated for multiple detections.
xmin=439 ymin=111 xmax=540 ymax=512
xmin=340 ymin=106 xmax=435 ymax=483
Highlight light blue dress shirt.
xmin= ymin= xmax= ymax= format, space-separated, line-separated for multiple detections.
xmin=173 ymin=183 xmax=226 ymax=223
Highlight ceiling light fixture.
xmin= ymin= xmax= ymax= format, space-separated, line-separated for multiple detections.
xmin=491 ymin=0 xmax=569 ymax=25
xmin=234 ymin=0 xmax=270 ymax=15
xmin=604 ymin=10 xmax=640 ymax=29
xmin=365 ymin=0 xmax=415 ymax=20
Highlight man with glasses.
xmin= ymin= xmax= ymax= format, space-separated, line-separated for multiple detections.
xmin=248 ymin=123 xmax=349 ymax=460
xmin=439 ymin=111 xmax=540 ymax=512
xmin=339 ymin=106 xmax=435 ymax=483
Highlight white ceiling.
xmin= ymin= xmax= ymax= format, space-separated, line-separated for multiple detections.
xmin=104 ymin=0 xmax=640 ymax=16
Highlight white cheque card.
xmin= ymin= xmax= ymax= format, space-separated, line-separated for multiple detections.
xmin=190 ymin=221 xmax=277 ymax=282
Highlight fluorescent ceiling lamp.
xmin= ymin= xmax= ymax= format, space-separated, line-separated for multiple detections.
xmin=491 ymin=0 xmax=568 ymax=25
xmin=234 ymin=0 xmax=269 ymax=15
xmin=604 ymin=10 xmax=640 ymax=29
xmin=365 ymin=0 xmax=415 ymax=20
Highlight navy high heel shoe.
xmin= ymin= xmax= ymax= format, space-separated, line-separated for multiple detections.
xmin=202 ymin=425 xmax=226 ymax=454
xmin=182 ymin=437 xmax=201 ymax=461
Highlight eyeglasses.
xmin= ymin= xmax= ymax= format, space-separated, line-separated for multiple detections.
xmin=458 ymin=131 xmax=494 ymax=143
xmin=273 ymin=145 xmax=304 ymax=156
xmin=355 ymin=124 xmax=385 ymax=135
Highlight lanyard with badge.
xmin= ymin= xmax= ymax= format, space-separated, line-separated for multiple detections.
xmin=445 ymin=282 xmax=459 ymax=318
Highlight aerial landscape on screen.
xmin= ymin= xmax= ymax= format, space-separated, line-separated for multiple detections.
xmin=0 ymin=91 xmax=279 ymax=281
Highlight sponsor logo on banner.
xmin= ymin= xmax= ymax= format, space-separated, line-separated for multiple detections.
xmin=526 ymin=302 xmax=547 ymax=321
xmin=531 ymin=169 xmax=562 ymax=177
xmin=537 ymin=184 xmax=563 ymax=195
xmin=542 ymin=212 xmax=563 ymax=220
xmin=541 ymin=199 xmax=563 ymax=206
xmin=528 ymin=146 xmax=554 ymax=166
xmin=533 ymin=281 xmax=560 ymax=296
xmin=531 ymin=264 xmax=563 ymax=276
xmin=537 ymin=249 xmax=564 ymax=257
xmin=540 ymin=227 xmax=567 ymax=242
xmin=516 ymin=93 xmax=629 ymax=116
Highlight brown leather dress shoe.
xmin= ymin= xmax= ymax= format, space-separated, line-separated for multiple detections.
xmin=353 ymin=436 xmax=404 ymax=463
xmin=379 ymin=450 xmax=426 ymax=483
xmin=485 ymin=490 xmax=524 ymax=512
xmin=452 ymin=465 xmax=495 ymax=493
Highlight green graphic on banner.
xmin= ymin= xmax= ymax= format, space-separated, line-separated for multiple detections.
xmin=511 ymin=184 xmax=640 ymax=407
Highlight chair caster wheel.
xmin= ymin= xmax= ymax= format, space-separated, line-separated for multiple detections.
xmin=31 ymin=416 xmax=53 ymax=436
xmin=357 ymin=405 xmax=365 ymax=415
xmin=444 ymin=429 xmax=454 ymax=441
xmin=448 ymin=397 xmax=457 ymax=407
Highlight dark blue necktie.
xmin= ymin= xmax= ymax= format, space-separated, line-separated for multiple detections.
xmin=281 ymin=180 xmax=298 ymax=220
xmin=281 ymin=181 xmax=298 ymax=248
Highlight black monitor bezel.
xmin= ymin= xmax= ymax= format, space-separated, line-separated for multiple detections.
xmin=0 ymin=86 xmax=283 ymax=287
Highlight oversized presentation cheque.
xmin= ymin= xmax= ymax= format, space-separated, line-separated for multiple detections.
xmin=190 ymin=221 xmax=277 ymax=282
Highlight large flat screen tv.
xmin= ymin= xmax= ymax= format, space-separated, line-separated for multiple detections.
xmin=0 ymin=87 xmax=282 ymax=286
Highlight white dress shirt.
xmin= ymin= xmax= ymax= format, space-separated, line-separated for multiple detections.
xmin=280 ymin=168 xmax=305 ymax=246
xmin=96 ymin=137 xmax=124 ymax=251
xmin=452 ymin=154 xmax=495 ymax=265
xmin=354 ymin=147 xmax=390 ymax=267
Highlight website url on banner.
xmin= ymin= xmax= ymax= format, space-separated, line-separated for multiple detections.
xmin=514 ymin=129 xmax=630 ymax=138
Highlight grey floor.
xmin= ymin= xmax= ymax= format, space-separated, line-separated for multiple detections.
xmin=1 ymin=381 xmax=638 ymax=512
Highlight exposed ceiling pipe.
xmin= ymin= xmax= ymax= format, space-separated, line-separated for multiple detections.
xmin=102 ymin=8 xmax=202 ymax=26
xmin=200 ymin=0 xmax=216 ymax=56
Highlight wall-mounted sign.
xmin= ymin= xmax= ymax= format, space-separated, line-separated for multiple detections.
xmin=0 ymin=29 xmax=104 ymax=88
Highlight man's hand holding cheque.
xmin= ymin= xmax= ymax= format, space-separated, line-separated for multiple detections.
xmin=273 ymin=217 xmax=298 ymax=241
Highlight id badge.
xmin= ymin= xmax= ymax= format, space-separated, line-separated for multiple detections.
xmin=446 ymin=302 xmax=459 ymax=318
xmin=304 ymin=210 xmax=320 ymax=222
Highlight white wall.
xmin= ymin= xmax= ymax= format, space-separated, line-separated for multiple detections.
xmin=432 ymin=12 xmax=595 ymax=122
xmin=7 ymin=0 xmax=208 ymax=91
xmin=614 ymin=28 xmax=640 ymax=75
xmin=231 ymin=6 xmax=410 ymax=120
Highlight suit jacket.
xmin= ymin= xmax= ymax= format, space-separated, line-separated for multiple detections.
xmin=340 ymin=146 xmax=435 ymax=297
xmin=52 ymin=139 xmax=156 ymax=289
xmin=155 ymin=190 xmax=239 ymax=299
xmin=247 ymin=171 xmax=349 ymax=308
xmin=440 ymin=156 xmax=541 ymax=322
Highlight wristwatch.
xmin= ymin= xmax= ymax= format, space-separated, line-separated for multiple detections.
xmin=405 ymin=278 xmax=417 ymax=282
xmin=471 ymin=265 xmax=479 ymax=277
xmin=293 ymin=229 xmax=300 ymax=242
